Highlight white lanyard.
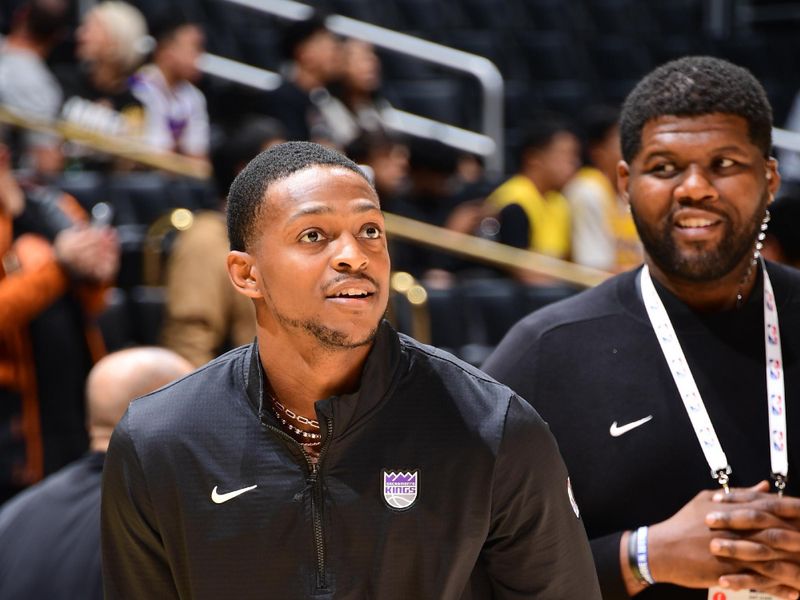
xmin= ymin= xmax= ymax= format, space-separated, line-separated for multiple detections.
xmin=640 ymin=261 xmax=788 ymax=494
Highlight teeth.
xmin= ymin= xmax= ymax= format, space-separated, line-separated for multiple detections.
xmin=336 ymin=288 xmax=368 ymax=297
xmin=677 ymin=218 xmax=714 ymax=228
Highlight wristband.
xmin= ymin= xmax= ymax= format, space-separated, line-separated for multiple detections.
xmin=636 ymin=526 xmax=655 ymax=585
xmin=627 ymin=529 xmax=647 ymax=586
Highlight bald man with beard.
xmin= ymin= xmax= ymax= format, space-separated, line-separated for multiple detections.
xmin=0 ymin=347 xmax=192 ymax=600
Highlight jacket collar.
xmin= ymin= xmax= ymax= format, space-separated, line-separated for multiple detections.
xmin=245 ymin=319 xmax=407 ymax=438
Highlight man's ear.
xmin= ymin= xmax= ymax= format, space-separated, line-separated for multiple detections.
xmin=227 ymin=251 xmax=263 ymax=299
xmin=766 ymin=157 xmax=781 ymax=203
xmin=617 ymin=160 xmax=631 ymax=205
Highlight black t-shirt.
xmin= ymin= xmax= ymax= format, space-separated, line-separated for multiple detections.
xmin=483 ymin=262 xmax=800 ymax=600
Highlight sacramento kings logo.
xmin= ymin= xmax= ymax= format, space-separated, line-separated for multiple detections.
xmin=382 ymin=470 xmax=419 ymax=510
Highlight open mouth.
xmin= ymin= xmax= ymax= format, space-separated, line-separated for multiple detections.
xmin=330 ymin=289 xmax=374 ymax=299
xmin=675 ymin=217 xmax=720 ymax=229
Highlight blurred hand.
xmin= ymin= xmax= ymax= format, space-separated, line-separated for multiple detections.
xmin=54 ymin=225 xmax=119 ymax=283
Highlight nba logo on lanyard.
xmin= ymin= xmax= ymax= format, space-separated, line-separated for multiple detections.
xmin=382 ymin=470 xmax=419 ymax=510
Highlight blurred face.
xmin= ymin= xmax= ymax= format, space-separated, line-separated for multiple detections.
xmin=590 ymin=124 xmax=622 ymax=182
xmin=245 ymin=166 xmax=389 ymax=349
xmin=618 ymin=113 xmax=779 ymax=282
xmin=76 ymin=11 xmax=111 ymax=63
xmin=298 ymin=30 xmax=343 ymax=83
xmin=369 ymin=143 xmax=409 ymax=196
xmin=531 ymin=131 xmax=581 ymax=192
xmin=160 ymin=24 xmax=205 ymax=83
xmin=343 ymin=40 xmax=381 ymax=94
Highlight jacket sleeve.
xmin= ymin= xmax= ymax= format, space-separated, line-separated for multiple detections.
xmin=101 ymin=412 xmax=179 ymax=599
xmin=0 ymin=234 xmax=69 ymax=329
xmin=481 ymin=394 xmax=602 ymax=599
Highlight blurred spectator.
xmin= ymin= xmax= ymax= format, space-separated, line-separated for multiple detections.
xmin=388 ymin=137 xmax=480 ymax=283
xmin=161 ymin=117 xmax=285 ymax=366
xmin=59 ymin=1 xmax=149 ymax=141
xmin=263 ymin=14 xmax=343 ymax=143
xmin=346 ymin=131 xmax=409 ymax=201
xmin=328 ymin=39 xmax=392 ymax=146
xmin=130 ymin=10 xmax=209 ymax=158
xmin=486 ymin=114 xmax=580 ymax=283
xmin=0 ymin=347 xmax=192 ymax=600
xmin=0 ymin=144 xmax=119 ymax=502
xmin=0 ymin=0 xmax=68 ymax=176
xmin=563 ymin=106 xmax=641 ymax=272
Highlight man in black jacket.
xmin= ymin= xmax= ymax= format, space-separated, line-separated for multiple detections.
xmin=485 ymin=56 xmax=800 ymax=599
xmin=101 ymin=141 xmax=601 ymax=598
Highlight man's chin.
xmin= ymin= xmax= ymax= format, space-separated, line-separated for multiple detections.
xmin=308 ymin=321 xmax=380 ymax=351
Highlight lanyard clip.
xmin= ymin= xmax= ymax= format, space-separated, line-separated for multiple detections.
xmin=772 ymin=473 xmax=787 ymax=497
xmin=714 ymin=466 xmax=732 ymax=494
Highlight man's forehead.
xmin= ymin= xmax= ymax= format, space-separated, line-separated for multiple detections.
xmin=637 ymin=113 xmax=754 ymax=154
xmin=641 ymin=113 xmax=749 ymax=138
xmin=265 ymin=165 xmax=379 ymax=214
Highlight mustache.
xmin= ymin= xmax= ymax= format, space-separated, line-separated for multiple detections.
xmin=323 ymin=273 xmax=380 ymax=294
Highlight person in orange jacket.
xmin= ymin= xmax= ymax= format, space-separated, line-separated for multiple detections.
xmin=0 ymin=145 xmax=118 ymax=502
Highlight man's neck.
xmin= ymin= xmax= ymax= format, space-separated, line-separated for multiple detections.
xmin=4 ymin=32 xmax=48 ymax=57
xmin=257 ymin=328 xmax=372 ymax=416
xmin=520 ymin=169 xmax=552 ymax=196
xmin=645 ymin=255 xmax=758 ymax=313
xmin=292 ymin=66 xmax=324 ymax=92
xmin=153 ymin=61 xmax=178 ymax=89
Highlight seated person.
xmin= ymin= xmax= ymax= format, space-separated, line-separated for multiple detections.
xmin=0 ymin=144 xmax=118 ymax=502
xmin=130 ymin=10 xmax=209 ymax=159
xmin=161 ymin=118 xmax=285 ymax=366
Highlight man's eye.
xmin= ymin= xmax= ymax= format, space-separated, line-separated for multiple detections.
xmin=652 ymin=163 xmax=676 ymax=174
xmin=718 ymin=158 xmax=736 ymax=168
xmin=361 ymin=225 xmax=382 ymax=239
xmin=300 ymin=230 xmax=325 ymax=243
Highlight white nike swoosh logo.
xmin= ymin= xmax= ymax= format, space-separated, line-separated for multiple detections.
xmin=609 ymin=416 xmax=653 ymax=437
xmin=211 ymin=484 xmax=257 ymax=504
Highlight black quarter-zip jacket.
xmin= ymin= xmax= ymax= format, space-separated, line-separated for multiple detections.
xmin=101 ymin=321 xmax=600 ymax=599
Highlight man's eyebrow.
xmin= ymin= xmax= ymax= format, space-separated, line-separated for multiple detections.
xmin=286 ymin=204 xmax=333 ymax=224
xmin=352 ymin=199 xmax=382 ymax=214
xmin=285 ymin=199 xmax=381 ymax=224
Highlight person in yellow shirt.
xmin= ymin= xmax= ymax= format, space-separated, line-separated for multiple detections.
xmin=564 ymin=106 xmax=642 ymax=272
xmin=487 ymin=115 xmax=580 ymax=283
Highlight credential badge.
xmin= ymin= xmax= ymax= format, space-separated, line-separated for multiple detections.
xmin=382 ymin=469 xmax=419 ymax=510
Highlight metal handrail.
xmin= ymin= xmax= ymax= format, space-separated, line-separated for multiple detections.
xmin=0 ymin=105 xmax=211 ymax=179
xmin=217 ymin=0 xmax=505 ymax=175
xmin=198 ymin=53 xmax=496 ymax=158
xmin=6 ymin=103 xmax=799 ymax=289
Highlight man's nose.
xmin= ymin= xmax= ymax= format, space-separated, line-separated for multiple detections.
xmin=331 ymin=233 xmax=368 ymax=272
xmin=675 ymin=165 xmax=719 ymax=204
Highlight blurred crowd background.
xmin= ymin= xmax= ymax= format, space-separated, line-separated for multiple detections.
xmin=1 ymin=0 xmax=800 ymax=504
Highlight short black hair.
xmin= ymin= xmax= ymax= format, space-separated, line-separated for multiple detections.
xmin=227 ymin=141 xmax=371 ymax=252
xmin=580 ymin=105 xmax=620 ymax=149
xmin=212 ymin=116 xmax=286 ymax=199
xmin=20 ymin=0 xmax=68 ymax=43
xmin=149 ymin=7 xmax=198 ymax=45
xmin=520 ymin=112 xmax=576 ymax=155
xmin=280 ymin=14 xmax=329 ymax=61
xmin=620 ymin=55 xmax=773 ymax=162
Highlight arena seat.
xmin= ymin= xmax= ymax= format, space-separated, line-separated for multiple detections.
xmin=97 ymin=287 xmax=131 ymax=352
xmin=128 ymin=285 xmax=167 ymax=346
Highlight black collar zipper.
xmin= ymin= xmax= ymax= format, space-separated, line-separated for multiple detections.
xmin=261 ymin=416 xmax=334 ymax=591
